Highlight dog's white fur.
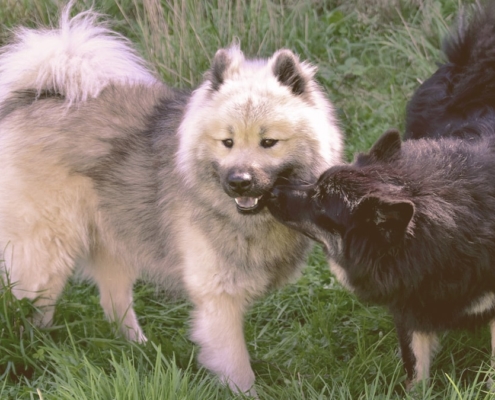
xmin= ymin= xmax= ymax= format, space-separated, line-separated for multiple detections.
xmin=0 ymin=5 xmax=342 ymax=395
xmin=0 ymin=5 xmax=156 ymax=105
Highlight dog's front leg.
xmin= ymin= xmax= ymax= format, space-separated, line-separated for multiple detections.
xmin=395 ymin=319 xmax=416 ymax=387
xmin=395 ymin=316 xmax=439 ymax=390
xmin=488 ymin=320 xmax=495 ymax=390
xmin=189 ymin=291 xmax=256 ymax=396
xmin=410 ymin=331 xmax=439 ymax=385
xmin=179 ymin=223 xmax=258 ymax=396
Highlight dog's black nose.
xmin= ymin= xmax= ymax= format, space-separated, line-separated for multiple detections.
xmin=227 ymin=171 xmax=253 ymax=193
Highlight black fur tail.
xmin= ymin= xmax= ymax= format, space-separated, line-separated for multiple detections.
xmin=444 ymin=2 xmax=495 ymax=107
xmin=405 ymin=2 xmax=495 ymax=140
xmin=444 ymin=2 xmax=495 ymax=67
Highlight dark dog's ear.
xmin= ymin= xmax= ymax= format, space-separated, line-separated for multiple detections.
xmin=356 ymin=129 xmax=402 ymax=165
xmin=356 ymin=196 xmax=414 ymax=244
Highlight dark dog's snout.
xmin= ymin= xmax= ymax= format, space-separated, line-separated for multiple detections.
xmin=267 ymin=184 xmax=312 ymax=219
xmin=267 ymin=185 xmax=291 ymax=206
xmin=271 ymin=184 xmax=312 ymax=201
xmin=227 ymin=171 xmax=253 ymax=194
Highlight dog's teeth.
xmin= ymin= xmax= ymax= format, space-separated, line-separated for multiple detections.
xmin=235 ymin=197 xmax=260 ymax=209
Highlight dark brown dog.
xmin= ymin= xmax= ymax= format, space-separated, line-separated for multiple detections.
xmin=268 ymin=129 xmax=495 ymax=387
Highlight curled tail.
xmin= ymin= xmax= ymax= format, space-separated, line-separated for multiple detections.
xmin=405 ymin=2 xmax=495 ymax=139
xmin=0 ymin=3 xmax=157 ymax=106
xmin=444 ymin=2 xmax=495 ymax=67
xmin=442 ymin=2 xmax=495 ymax=109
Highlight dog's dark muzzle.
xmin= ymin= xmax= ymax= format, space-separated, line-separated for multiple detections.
xmin=267 ymin=184 xmax=314 ymax=223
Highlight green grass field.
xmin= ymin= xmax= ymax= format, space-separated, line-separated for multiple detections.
xmin=1 ymin=0 xmax=493 ymax=399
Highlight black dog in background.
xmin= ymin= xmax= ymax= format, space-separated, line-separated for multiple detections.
xmin=268 ymin=2 xmax=495 ymax=388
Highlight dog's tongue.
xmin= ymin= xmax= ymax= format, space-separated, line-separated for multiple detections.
xmin=235 ymin=197 xmax=259 ymax=210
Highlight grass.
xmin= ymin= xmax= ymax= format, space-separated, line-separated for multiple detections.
xmin=0 ymin=0 xmax=492 ymax=398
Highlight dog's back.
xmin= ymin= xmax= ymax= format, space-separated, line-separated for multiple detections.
xmin=405 ymin=3 xmax=495 ymax=140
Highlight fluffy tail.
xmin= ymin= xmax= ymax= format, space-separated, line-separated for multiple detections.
xmin=0 ymin=3 xmax=157 ymax=105
xmin=405 ymin=2 xmax=495 ymax=140
xmin=442 ymin=2 xmax=495 ymax=109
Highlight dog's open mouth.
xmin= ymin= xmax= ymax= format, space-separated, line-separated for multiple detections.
xmin=235 ymin=196 xmax=264 ymax=214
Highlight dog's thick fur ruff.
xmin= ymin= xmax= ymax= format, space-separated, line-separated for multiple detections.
xmin=268 ymin=2 xmax=495 ymax=388
xmin=0 ymin=5 xmax=342 ymax=394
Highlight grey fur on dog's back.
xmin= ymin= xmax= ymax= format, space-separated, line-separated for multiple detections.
xmin=0 ymin=4 xmax=342 ymax=395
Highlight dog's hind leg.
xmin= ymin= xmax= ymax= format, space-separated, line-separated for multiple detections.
xmin=3 ymin=238 xmax=75 ymax=328
xmin=87 ymin=249 xmax=146 ymax=343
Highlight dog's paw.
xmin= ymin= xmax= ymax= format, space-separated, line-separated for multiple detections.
xmin=123 ymin=325 xmax=148 ymax=343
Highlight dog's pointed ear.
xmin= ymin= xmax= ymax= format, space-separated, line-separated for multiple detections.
xmin=369 ymin=129 xmax=402 ymax=162
xmin=271 ymin=49 xmax=313 ymax=95
xmin=356 ymin=196 xmax=414 ymax=244
xmin=357 ymin=129 xmax=402 ymax=165
xmin=208 ymin=44 xmax=245 ymax=91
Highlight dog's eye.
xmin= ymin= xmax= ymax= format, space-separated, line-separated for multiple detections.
xmin=222 ymin=139 xmax=234 ymax=148
xmin=260 ymin=139 xmax=278 ymax=148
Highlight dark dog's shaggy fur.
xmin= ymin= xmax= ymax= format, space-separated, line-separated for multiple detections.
xmin=269 ymin=129 xmax=495 ymax=386
xmin=268 ymin=2 xmax=495 ymax=388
